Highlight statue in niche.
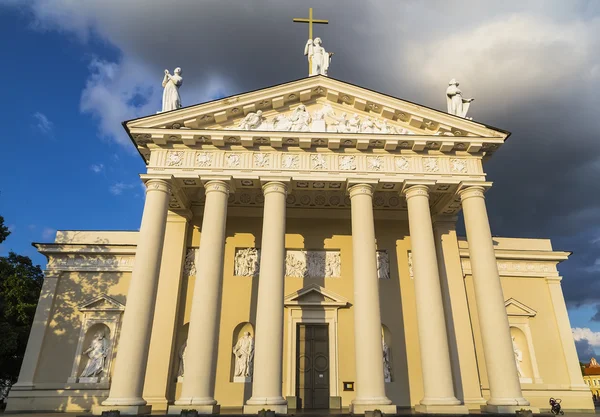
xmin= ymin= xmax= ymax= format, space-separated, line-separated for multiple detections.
xmin=446 ymin=79 xmax=474 ymax=119
xmin=80 ymin=330 xmax=109 ymax=378
xmin=304 ymin=37 xmax=333 ymax=76
xmin=347 ymin=113 xmax=361 ymax=133
xmin=512 ymin=336 xmax=525 ymax=377
xmin=177 ymin=340 xmax=187 ymax=378
xmin=273 ymin=114 xmax=292 ymax=131
xmin=239 ymin=110 xmax=266 ymax=130
xmin=161 ymin=67 xmax=183 ymax=112
xmin=382 ymin=337 xmax=392 ymax=382
xmin=290 ymin=104 xmax=311 ymax=132
xmin=233 ymin=332 xmax=254 ymax=378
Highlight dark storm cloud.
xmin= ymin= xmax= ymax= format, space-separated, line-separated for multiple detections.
xmin=575 ymin=338 xmax=597 ymax=363
xmin=3 ymin=0 xmax=600 ymax=317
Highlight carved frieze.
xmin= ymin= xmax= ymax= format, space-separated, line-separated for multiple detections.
xmin=184 ymin=248 xmax=197 ymax=276
xmin=47 ymin=254 xmax=135 ymax=271
xmin=232 ymin=248 xmax=341 ymax=278
xmin=150 ymin=150 xmax=478 ymax=177
xmin=461 ymin=258 xmax=556 ymax=277
xmin=377 ymin=250 xmax=390 ymax=279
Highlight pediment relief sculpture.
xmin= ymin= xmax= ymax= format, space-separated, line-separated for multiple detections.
xmin=231 ymin=103 xmax=416 ymax=135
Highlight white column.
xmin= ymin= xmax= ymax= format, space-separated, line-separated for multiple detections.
xmin=94 ymin=178 xmax=171 ymax=415
xmin=348 ymin=184 xmax=395 ymax=415
xmin=459 ymin=186 xmax=530 ymax=413
xmin=170 ymin=181 xmax=230 ymax=415
xmin=244 ymin=181 xmax=288 ymax=414
xmin=405 ymin=185 xmax=467 ymax=414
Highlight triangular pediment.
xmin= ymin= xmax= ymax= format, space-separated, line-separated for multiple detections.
xmin=78 ymin=294 xmax=125 ymax=312
xmin=126 ymin=76 xmax=508 ymax=161
xmin=505 ymin=298 xmax=537 ymax=317
xmin=284 ymin=283 xmax=349 ymax=307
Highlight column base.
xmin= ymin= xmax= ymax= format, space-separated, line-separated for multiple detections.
xmin=415 ymin=404 xmax=469 ymax=414
xmin=349 ymin=403 xmax=397 ymax=414
xmin=481 ymin=405 xmax=539 ymax=414
xmin=167 ymin=404 xmax=220 ymax=415
xmin=92 ymin=404 xmax=152 ymax=415
xmin=243 ymin=404 xmax=288 ymax=414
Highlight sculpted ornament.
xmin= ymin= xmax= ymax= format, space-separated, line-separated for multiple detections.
xmin=286 ymin=250 xmax=341 ymax=278
xmin=282 ymin=154 xmax=300 ymax=169
xmin=80 ymin=331 xmax=109 ymax=378
xmin=290 ymin=104 xmax=311 ymax=132
xmin=196 ymin=152 xmax=213 ymax=167
xmin=239 ymin=110 xmax=266 ymax=130
xmin=446 ymin=79 xmax=474 ymax=119
xmin=377 ymin=251 xmax=390 ymax=280
xmin=226 ymin=153 xmax=241 ymax=168
xmin=382 ymin=337 xmax=392 ymax=382
xmin=367 ymin=156 xmax=383 ymax=171
xmin=177 ymin=340 xmax=187 ymax=379
xmin=304 ymin=37 xmax=333 ymax=76
xmin=423 ymin=157 xmax=439 ymax=172
xmin=234 ymin=248 xmax=260 ymax=277
xmin=450 ymin=158 xmax=467 ymax=173
xmin=167 ymin=151 xmax=184 ymax=167
xmin=161 ymin=67 xmax=183 ymax=112
xmin=254 ymin=153 xmax=270 ymax=168
xmin=311 ymin=154 xmax=327 ymax=170
xmin=183 ymin=248 xmax=197 ymax=276
xmin=396 ymin=156 xmax=410 ymax=171
xmin=233 ymin=332 xmax=254 ymax=381
xmin=339 ymin=155 xmax=356 ymax=171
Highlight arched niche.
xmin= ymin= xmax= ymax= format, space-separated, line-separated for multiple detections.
xmin=231 ymin=322 xmax=254 ymax=383
xmin=510 ymin=326 xmax=534 ymax=383
xmin=67 ymin=294 xmax=124 ymax=384
xmin=505 ymin=298 xmax=542 ymax=384
xmin=382 ymin=324 xmax=393 ymax=383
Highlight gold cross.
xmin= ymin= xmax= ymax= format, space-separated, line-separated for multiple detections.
xmin=293 ymin=8 xmax=329 ymax=72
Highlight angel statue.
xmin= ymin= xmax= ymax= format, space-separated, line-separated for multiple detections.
xmin=304 ymin=37 xmax=333 ymax=76
xmin=80 ymin=330 xmax=109 ymax=378
xmin=446 ymin=79 xmax=474 ymax=119
xmin=162 ymin=67 xmax=183 ymax=112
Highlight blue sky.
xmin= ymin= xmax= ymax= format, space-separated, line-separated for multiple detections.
xmin=1 ymin=0 xmax=600 ymax=360
xmin=0 ymin=8 xmax=146 ymax=263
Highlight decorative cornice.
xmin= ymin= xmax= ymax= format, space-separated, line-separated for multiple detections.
xmin=461 ymin=258 xmax=559 ymax=278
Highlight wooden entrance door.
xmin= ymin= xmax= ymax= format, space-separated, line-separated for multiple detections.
xmin=296 ymin=324 xmax=330 ymax=409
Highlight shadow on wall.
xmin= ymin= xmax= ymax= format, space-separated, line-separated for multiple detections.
xmin=31 ymin=235 xmax=129 ymax=411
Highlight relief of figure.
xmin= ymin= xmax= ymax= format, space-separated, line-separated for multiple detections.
xmin=375 ymin=119 xmax=392 ymax=134
xmin=331 ymin=112 xmax=349 ymax=133
xmin=325 ymin=252 xmax=341 ymax=278
xmin=234 ymin=248 xmax=260 ymax=277
xmin=239 ymin=110 xmax=266 ymax=130
xmin=377 ymin=251 xmax=390 ymax=280
xmin=272 ymin=114 xmax=292 ymax=131
xmin=80 ymin=330 xmax=109 ymax=378
xmin=446 ymin=79 xmax=474 ymax=118
xmin=290 ymin=104 xmax=311 ymax=132
xmin=304 ymin=37 xmax=333 ymax=76
xmin=360 ymin=116 xmax=376 ymax=133
xmin=233 ymin=332 xmax=255 ymax=378
xmin=512 ymin=336 xmax=525 ymax=377
xmin=347 ymin=114 xmax=361 ymax=133
xmin=382 ymin=337 xmax=392 ymax=382
xmin=162 ymin=67 xmax=183 ymax=112
xmin=286 ymin=251 xmax=307 ymax=277
xmin=177 ymin=340 xmax=187 ymax=378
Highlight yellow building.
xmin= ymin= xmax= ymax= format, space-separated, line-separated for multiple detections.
xmin=6 ymin=76 xmax=594 ymax=414
xmin=582 ymin=358 xmax=600 ymax=399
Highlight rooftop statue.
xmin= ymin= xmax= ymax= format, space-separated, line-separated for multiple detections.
xmin=446 ymin=79 xmax=474 ymax=119
xmin=304 ymin=37 xmax=333 ymax=76
xmin=162 ymin=67 xmax=183 ymax=112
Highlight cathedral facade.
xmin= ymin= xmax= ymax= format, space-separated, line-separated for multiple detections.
xmin=6 ymin=77 xmax=593 ymax=414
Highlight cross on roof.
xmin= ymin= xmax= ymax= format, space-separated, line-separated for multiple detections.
xmin=293 ymin=8 xmax=329 ymax=73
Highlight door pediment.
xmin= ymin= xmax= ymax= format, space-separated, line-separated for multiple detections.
xmin=284 ymin=283 xmax=349 ymax=307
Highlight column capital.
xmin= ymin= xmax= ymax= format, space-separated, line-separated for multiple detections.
xmin=43 ymin=270 xmax=63 ymax=280
xmin=145 ymin=178 xmax=172 ymax=194
xmin=262 ymin=181 xmax=288 ymax=196
xmin=204 ymin=180 xmax=230 ymax=196
xmin=458 ymin=186 xmax=486 ymax=201
xmin=348 ymin=183 xmax=374 ymax=198
xmin=404 ymin=184 xmax=430 ymax=200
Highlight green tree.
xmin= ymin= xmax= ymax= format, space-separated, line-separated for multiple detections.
xmin=0 ymin=215 xmax=43 ymax=400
